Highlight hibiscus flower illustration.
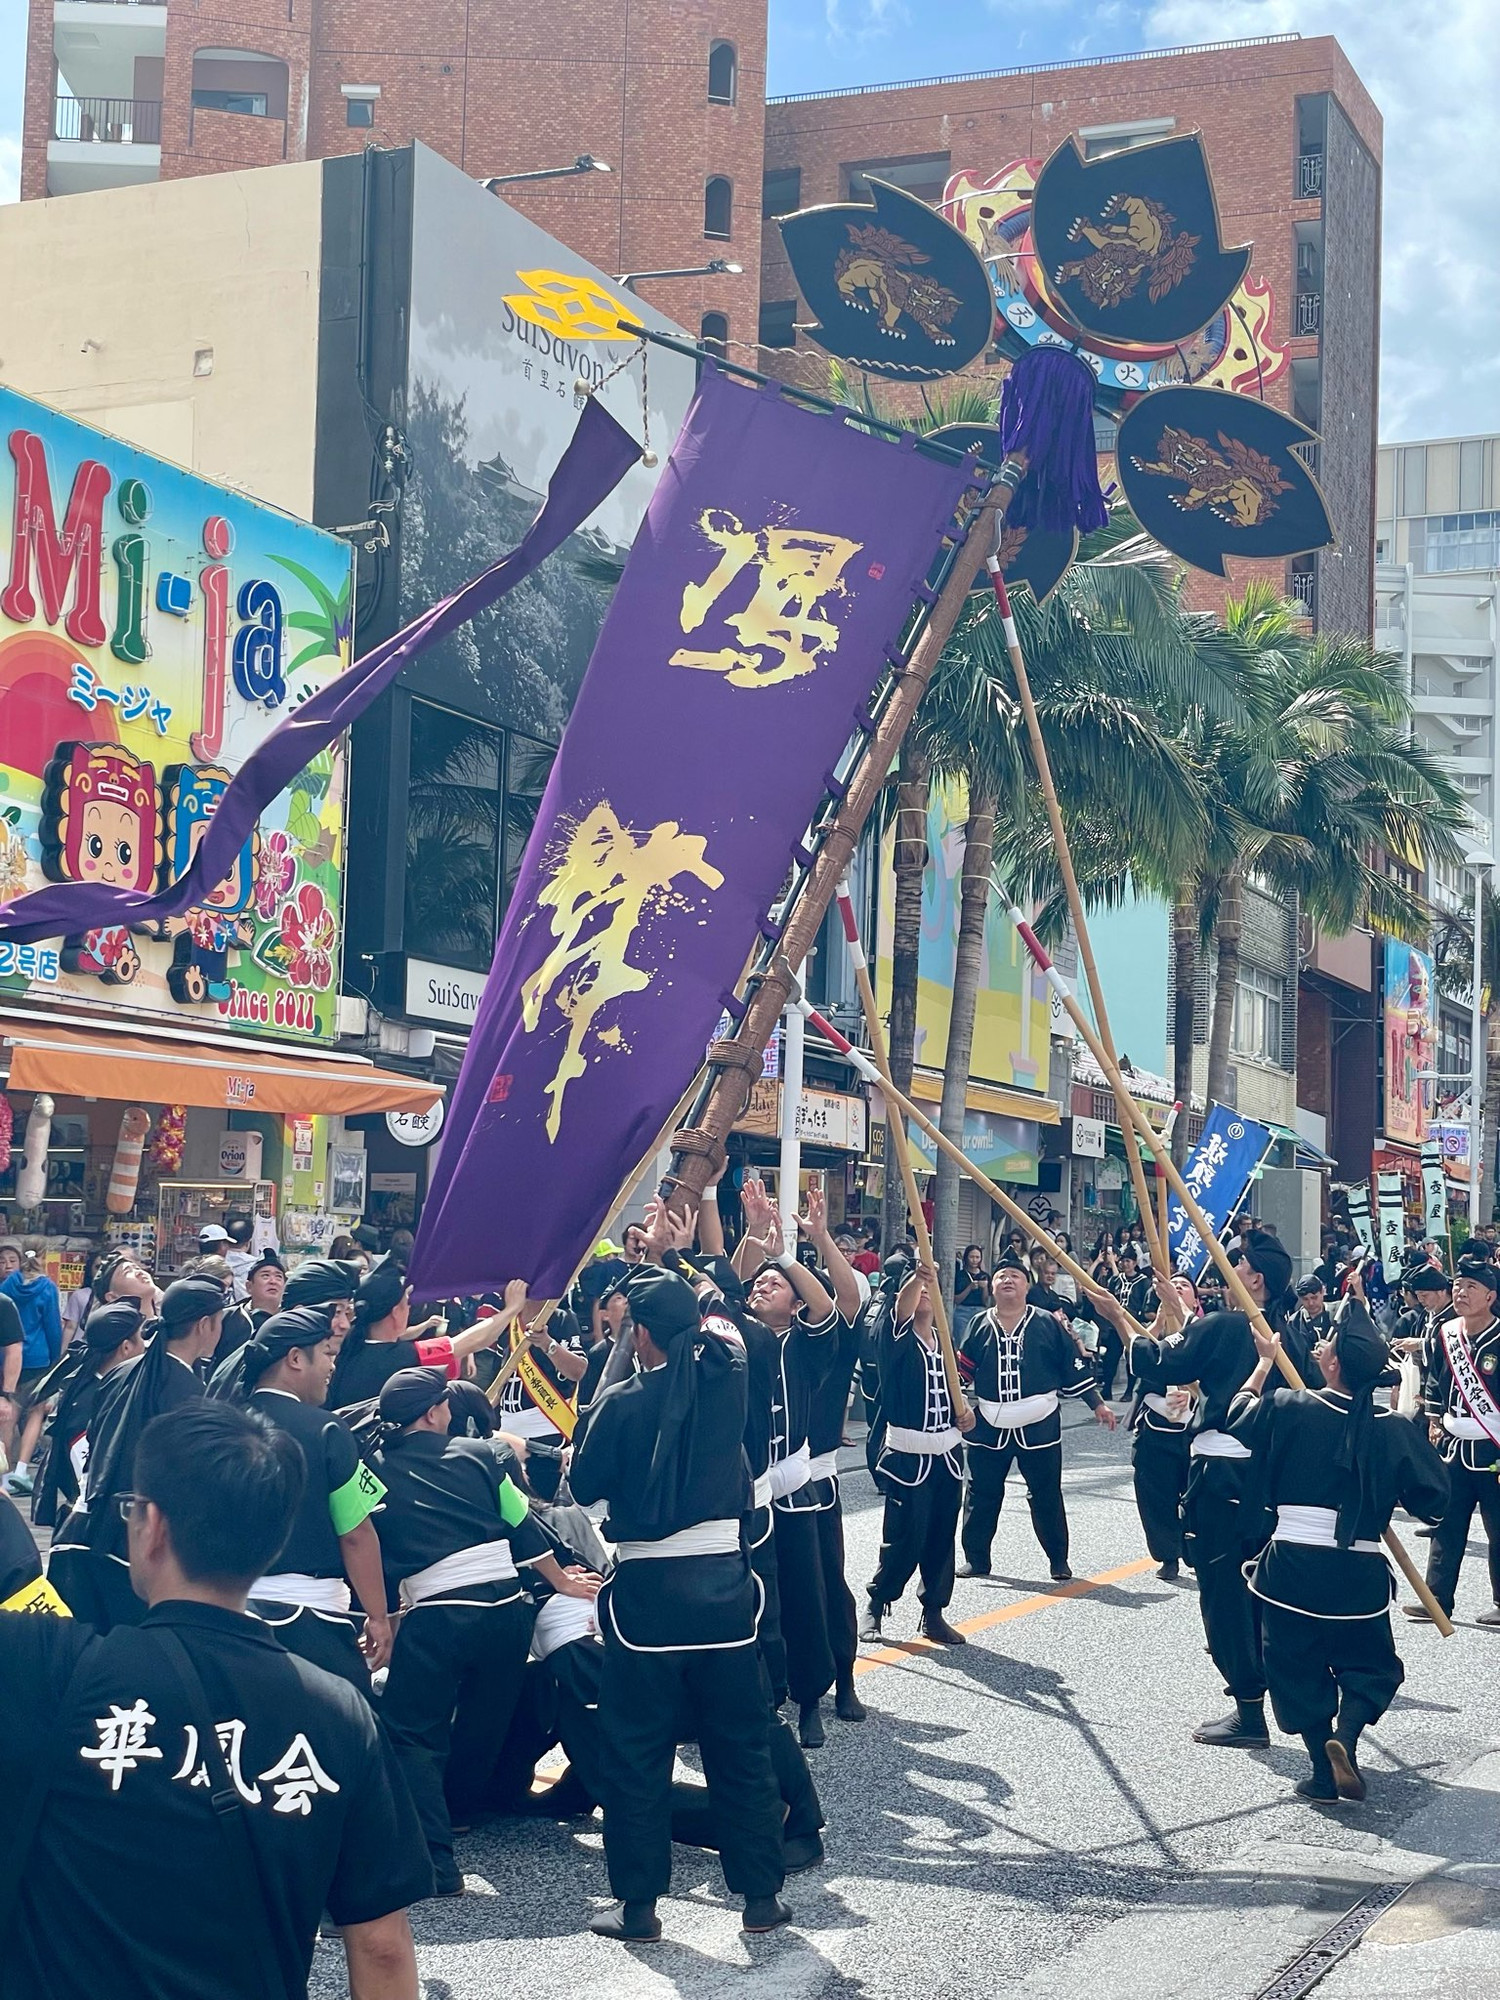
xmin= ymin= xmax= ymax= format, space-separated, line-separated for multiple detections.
xmin=279 ymin=882 xmax=335 ymax=990
xmin=255 ymin=829 xmax=297 ymax=919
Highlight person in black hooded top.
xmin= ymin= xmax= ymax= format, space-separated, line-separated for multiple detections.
xmin=33 ymin=1302 xmax=146 ymax=1531
xmin=1229 ymin=1302 xmax=1448 ymax=1802
xmin=568 ymin=1261 xmax=788 ymax=1944
xmin=326 ymin=1262 xmax=518 ymax=1412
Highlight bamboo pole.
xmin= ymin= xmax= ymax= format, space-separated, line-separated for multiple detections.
xmin=986 ymin=564 xmax=1169 ymax=1281
xmin=832 ymin=882 xmax=963 ymax=1399
xmin=1156 ymin=1102 xmax=1181 ymax=1253
xmin=997 ymin=897 xmax=1454 ymax=1635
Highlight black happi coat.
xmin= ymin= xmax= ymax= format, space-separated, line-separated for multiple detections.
xmin=1421 ymin=1314 xmax=1500 ymax=1471
xmin=569 ymin=1336 xmax=754 ymax=1651
xmin=1229 ymin=1387 xmax=1449 ymax=1618
xmin=372 ymin=1429 xmax=549 ymax=1598
xmin=871 ymin=1316 xmax=962 ymax=1489
xmin=960 ymin=1306 xmax=1098 ymax=1449
xmin=768 ymin=1310 xmax=838 ymax=1514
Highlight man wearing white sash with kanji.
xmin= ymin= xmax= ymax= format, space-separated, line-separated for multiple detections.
xmin=1409 ymin=1254 xmax=1500 ymax=1627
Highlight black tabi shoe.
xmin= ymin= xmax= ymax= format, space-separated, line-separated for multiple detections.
xmin=858 ymin=1601 xmax=886 ymax=1644
xmin=798 ymin=1700 xmax=825 ymax=1749
xmin=430 ymin=1857 xmax=465 ymax=1897
xmin=834 ymin=1676 xmax=867 ymax=1722
xmin=782 ymin=1832 xmax=826 ymax=1873
xmin=1325 ymin=1737 xmax=1367 ymax=1802
xmin=920 ymin=1610 xmax=967 ymax=1646
xmin=1296 ymin=1769 xmax=1340 ymax=1801
xmin=1156 ymin=1560 xmax=1181 ymax=1581
xmin=1192 ymin=1702 xmax=1269 ymax=1749
xmin=742 ymin=1895 xmax=794 ymax=1934
xmin=956 ymin=1562 xmax=991 ymax=1579
xmin=1050 ymin=1565 xmax=1074 ymax=1583
xmin=589 ymin=1900 xmax=663 ymax=1943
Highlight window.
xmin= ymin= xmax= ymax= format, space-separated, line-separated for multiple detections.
xmin=699 ymin=311 xmax=728 ymax=357
xmin=762 ymin=166 xmax=801 ymax=218
xmin=1400 ymin=445 xmax=1427 ymax=517
xmin=1079 ymin=117 xmax=1176 ymax=159
xmin=758 ymin=299 xmax=796 ymax=350
xmin=1460 ymin=439 xmax=1487 ymax=511
xmin=1232 ymin=963 xmax=1285 ymax=1063
xmin=707 ymin=40 xmax=736 ymax=105
xmin=704 ymin=175 xmax=732 ymax=240
xmin=1408 ymin=512 xmax=1500 ymax=574
xmin=191 ymin=88 xmax=268 ymax=116
xmin=843 ymin=153 xmax=950 ymax=204
xmin=346 ymin=97 xmax=374 ymax=128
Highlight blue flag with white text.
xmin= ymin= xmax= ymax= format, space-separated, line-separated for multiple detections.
xmin=1166 ymin=1104 xmax=1275 ymax=1278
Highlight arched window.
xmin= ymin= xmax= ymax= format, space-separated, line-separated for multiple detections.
xmin=700 ymin=312 xmax=729 ymax=357
xmin=704 ymin=175 xmax=732 ymax=241
xmin=708 ymin=41 xmax=736 ymax=105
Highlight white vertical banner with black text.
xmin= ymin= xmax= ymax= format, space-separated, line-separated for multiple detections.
xmin=1376 ymin=1172 xmax=1407 ymax=1282
xmin=1420 ymin=1138 xmax=1449 ymax=1245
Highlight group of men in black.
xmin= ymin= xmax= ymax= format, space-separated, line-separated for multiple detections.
xmin=1 ymin=1192 xmax=1494 ymax=1995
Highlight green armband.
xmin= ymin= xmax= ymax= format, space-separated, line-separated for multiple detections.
xmin=330 ymin=1461 xmax=385 ymax=1536
xmin=497 ymin=1476 xmax=530 ymax=1527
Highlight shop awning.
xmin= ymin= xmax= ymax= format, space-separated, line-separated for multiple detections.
xmin=2 ymin=1021 xmax=443 ymax=1117
xmin=908 ymin=1069 xmax=1060 ymax=1126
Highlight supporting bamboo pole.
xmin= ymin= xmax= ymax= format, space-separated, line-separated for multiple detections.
xmin=986 ymin=564 xmax=1169 ymax=1281
xmin=833 ymin=882 xmax=963 ymax=1400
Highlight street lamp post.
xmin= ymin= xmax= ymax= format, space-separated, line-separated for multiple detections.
xmin=480 ymin=155 xmax=612 ymax=191
xmin=617 ymin=259 xmax=743 ymax=292
xmin=1466 ymin=850 xmax=1493 ymax=1227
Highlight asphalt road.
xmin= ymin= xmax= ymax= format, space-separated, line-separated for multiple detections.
xmin=310 ymin=1412 xmax=1500 ymax=2000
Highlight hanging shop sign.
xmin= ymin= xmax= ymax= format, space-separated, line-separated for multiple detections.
xmin=733 ymin=1079 xmax=867 ymax=1152
xmin=0 ymin=386 xmax=354 ymax=1042
xmin=1071 ymin=1115 xmax=1106 ymax=1158
xmin=386 ymin=1101 xmax=446 ymax=1148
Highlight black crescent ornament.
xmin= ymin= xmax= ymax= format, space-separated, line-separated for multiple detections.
xmin=927 ymin=421 xmax=1078 ymax=601
xmin=779 ymin=180 xmax=995 ymax=381
xmin=1031 ymin=134 xmax=1251 ymax=349
xmin=1116 ymin=386 xmax=1335 ymax=577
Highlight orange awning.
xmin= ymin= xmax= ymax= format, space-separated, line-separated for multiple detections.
xmin=3 ymin=1022 xmax=443 ymax=1117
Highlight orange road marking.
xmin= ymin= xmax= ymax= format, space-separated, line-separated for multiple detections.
xmin=853 ymin=1556 xmax=1159 ymax=1676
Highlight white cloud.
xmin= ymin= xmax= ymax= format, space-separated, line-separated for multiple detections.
xmin=824 ymin=0 xmax=911 ymax=47
xmin=0 ymin=136 xmax=19 ymax=206
xmin=1143 ymin=0 xmax=1500 ymax=442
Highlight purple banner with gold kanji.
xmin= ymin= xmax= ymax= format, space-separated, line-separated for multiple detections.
xmin=411 ymin=366 xmax=980 ymax=1298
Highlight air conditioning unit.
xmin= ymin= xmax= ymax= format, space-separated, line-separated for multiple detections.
xmin=336 ymin=996 xmax=368 ymax=1037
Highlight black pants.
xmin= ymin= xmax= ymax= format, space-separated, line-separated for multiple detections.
xmin=251 ymin=1600 xmax=370 ymax=1696
xmin=749 ymin=1517 xmax=788 ymax=1707
xmin=1260 ymin=1602 xmax=1403 ymax=1740
xmin=868 ymin=1466 xmax=961 ymax=1613
xmin=1425 ymin=1457 xmax=1500 ymax=1613
xmin=816 ymin=1489 xmax=859 ymax=1678
xmin=1132 ymin=1426 xmax=1189 ymax=1564
xmin=1182 ymin=1488 xmax=1265 ymax=1703
xmin=596 ymin=1634 xmax=785 ymax=1904
xmin=382 ymin=1591 xmax=534 ymax=1859
xmin=1095 ymin=1327 xmax=1125 ymax=1400
xmin=773 ymin=1504 xmax=836 ymax=1705
xmin=962 ymin=1433 xmax=1068 ymax=1572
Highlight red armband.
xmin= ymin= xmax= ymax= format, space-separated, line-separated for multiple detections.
xmin=414 ymin=1335 xmax=459 ymax=1379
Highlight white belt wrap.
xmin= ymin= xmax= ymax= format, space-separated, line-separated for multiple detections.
xmin=1190 ymin=1428 xmax=1252 ymax=1461
xmin=767 ymin=1440 xmax=811 ymax=1499
xmin=615 ymin=1518 xmax=740 ymax=1561
xmin=251 ymin=1572 xmax=351 ymax=1613
xmin=531 ymin=1592 xmax=599 ymax=1662
xmin=807 ymin=1449 xmax=839 ymax=1481
xmin=751 ymin=1470 xmax=773 ymax=1511
xmin=400 ymin=1540 xmax=518 ymax=1609
xmin=885 ymin=1423 xmax=960 ymax=1455
xmin=1144 ymin=1392 xmax=1190 ymax=1424
xmin=1270 ymin=1504 xmax=1382 ymax=1555
xmin=1444 ymin=1413 xmax=1489 ymax=1440
xmin=977 ymin=1391 xmax=1058 ymax=1429
xmin=496 ymin=1405 xmax=565 ymax=1441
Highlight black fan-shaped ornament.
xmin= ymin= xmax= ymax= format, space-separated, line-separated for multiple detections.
xmin=779 ymin=180 xmax=994 ymax=381
xmin=928 ymin=422 xmax=1078 ymax=602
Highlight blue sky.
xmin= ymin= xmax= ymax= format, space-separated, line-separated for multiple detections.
xmin=2 ymin=0 xmax=1494 ymax=441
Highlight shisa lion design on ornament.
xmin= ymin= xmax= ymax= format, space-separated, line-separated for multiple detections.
xmin=834 ymin=224 xmax=964 ymax=344
xmin=521 ymin=803 xmax=723 ymax=1141
xmin=1130 ymin=427 xmax=1293 ymax=530
xmin=1055 ymin=192 xmax=1199 ymax=311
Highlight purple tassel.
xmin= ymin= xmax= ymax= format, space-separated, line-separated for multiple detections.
xmin=997 ymin=346 xmax=1109 ymax=535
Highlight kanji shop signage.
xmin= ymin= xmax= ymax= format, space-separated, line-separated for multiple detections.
xmin=0 ymin=388 xmax=354 ymax=1041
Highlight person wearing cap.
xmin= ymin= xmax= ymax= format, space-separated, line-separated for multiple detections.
xmin=47 ymin=1276 xmax=226 ymax=1628
xmin=1105 ymin=1228 xmax=1295 ymax=1749
xmin=569 ymin=1261 xmax=790 ymax=1943
xmin=212 ymin=1250 xmax=286 ymax=1366
xmin=241 ymin=1304 xmax=393 ymax=1689
xmin=31 ymin=1302 xmax=147 ymax=1531
xmin=1230 ymin=1302 xmax=1448 ymax=1800
xmin=957 ymin=1249 xmax=1116 ymax=1590
xmin=1411 ymin=1254 xmax=1500 ymax=1627
xmin=373 ymin=1363 xmax=601 ymax=1894
xmin=197 ymin=1222 xmax=233 ymax=1259
xmin=328 ymin=1262 xmax=517 ymax=1410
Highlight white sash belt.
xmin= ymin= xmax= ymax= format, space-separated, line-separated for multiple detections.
xmin=251 ymin=1572 xmax=351 ymax=1613
xmin=1271 ymin=1504 xmax=1382 ymax=1555
xmin=751 ymin=1470 xmax=773 ymax=1511
xmin=496 ymin=1405 xmax=564 ymax=1440
xmin=767 ymin=1440 xmax=811 ymax=1499
xmin=1190 ymin=1428 xmax=1252 ymax=1461
xmin=400 ymin=1539 xmax=518 ymax=1609
xmin=1144 ymin=1392 xmax=1191 ymax=1424
xmin=1444 ymin=1413 xmax=1489 ymax=1440
xmin=977 ymin=1391 xmax=1058 ymax=1429
xmin=530 ymin=1592 xmax=599 ymax=1661
xmin=886 ymin=1423 xmax=960 ymax=1455
xmin=616 ymin=1518 xmax=740 ymax=1561
xmin=807 ymin=1449 xmax=839 ymax=1481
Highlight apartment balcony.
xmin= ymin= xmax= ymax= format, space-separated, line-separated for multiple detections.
xmin=1297 ymin=151 xmax=1324 ymax=200
xmin=1294 ymin=289 xmax=1322 ymax=338
xmin=48 ymin=94 xmax=161 ymax=194
xmin=49 ymin=0 xmax=165 ymax=195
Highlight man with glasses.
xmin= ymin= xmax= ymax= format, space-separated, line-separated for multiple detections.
xmin=1409 ymin=1255 xmax=1500 ymax=1626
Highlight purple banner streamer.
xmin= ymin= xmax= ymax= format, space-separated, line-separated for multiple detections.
xmin=411 ymin=366 xmax=980 ymax=1300
xmin=0 ymin=396 xmax=642 ymax=945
